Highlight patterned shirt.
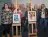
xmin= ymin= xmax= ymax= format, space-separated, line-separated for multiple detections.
xmin=1 ymin=9 xmax=13 ymax=24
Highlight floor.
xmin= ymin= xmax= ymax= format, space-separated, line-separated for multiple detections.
xmin=3 ymin=34 xmax=37 ymax=37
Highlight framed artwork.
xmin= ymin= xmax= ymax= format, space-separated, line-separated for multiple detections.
xmin=13 ymin=14 xmax=21 ymax=23
xmin=28 ymin=11 xmax=37 ymax=21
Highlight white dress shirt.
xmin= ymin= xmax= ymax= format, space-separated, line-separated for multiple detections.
xmin=41 ymin=8 xmax=45 ymax=18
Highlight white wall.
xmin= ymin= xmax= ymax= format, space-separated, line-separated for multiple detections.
xmin=32 ymin=0 xmax=48 ymax=8
xmin=32 ymin=0 xmax=44 ymax=4
xmin=12 ymin=0 xmax=48 ymax=8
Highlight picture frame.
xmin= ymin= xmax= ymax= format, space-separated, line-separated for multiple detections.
xmin=28 ymin=11 xmax=37 ymax=21
xmin=13 ymin=14 xmax=21 ymax=23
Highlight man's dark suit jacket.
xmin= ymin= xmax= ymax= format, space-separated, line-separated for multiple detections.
xmin=45 ymin=8 xmax=48 ymax=18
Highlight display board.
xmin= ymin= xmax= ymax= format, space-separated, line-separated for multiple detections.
xmin=13 ymin=14 xmax=21 ymax=23
xmin=28 ymin=11 xmax=37 ymax=21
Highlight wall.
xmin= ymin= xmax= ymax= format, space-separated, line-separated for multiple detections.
xmin=16 ymin=0 xmax=48 ymax=8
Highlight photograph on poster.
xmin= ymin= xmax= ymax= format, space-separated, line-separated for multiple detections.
xmin=13 ymin=14 xmax=21 ymax=23
xmin=28 ymin=11 xmax=36 ymax=21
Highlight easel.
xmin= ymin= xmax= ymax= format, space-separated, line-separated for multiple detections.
xmin=12 ymin=0 xmax=21 ymax=37
xmin=12 ymin=23 xmax=21 ymax=37
xmin=28 ymin=0 xmax=37 ymax=37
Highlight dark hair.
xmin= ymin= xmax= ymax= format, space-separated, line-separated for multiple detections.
xmin=41 ymin=4 xmax=45 ymax=9
xmin=10 ymin=4 xmax=15 ymax=12
xmin=2 ymin=3 xmax=10 ymax=10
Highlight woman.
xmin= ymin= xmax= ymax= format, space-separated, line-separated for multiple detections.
xmin=1 ymin=3 xmax=13 ymax=37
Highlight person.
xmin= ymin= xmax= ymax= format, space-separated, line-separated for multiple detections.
xmin=40 ymin=4 xmax=48 ymax=37
xmin=32 ymin=4 xmax=38 ymax=11
xmin=44 ymin=5 xmax=48 ymax=37
xmin=17 ymin=9 xmax=23 ymax=18
xmin=37 ymin=4 xmax=48 ymax=37
xmin=1 ymin=3 xmax=13 ymax=37
xmin=21 ymin=8 xmax=28 ymax=37
xmin=37 ymin=5 xmax=42 ymax=37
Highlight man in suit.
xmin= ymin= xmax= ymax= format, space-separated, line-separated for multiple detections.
xmin=37 ymin=6 xmax=42 ymax=37
xmin=21 ymin=10 xmax=28 ymax=37
xmin=45 ymin=6 xmax=48 ymax=37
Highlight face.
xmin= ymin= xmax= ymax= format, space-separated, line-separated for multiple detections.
xmin=34 ymin=4 xmax=38 ymax=10
xmin=41 ymin=4 xmax=45 ymax=9
xmin=4 ymin=4 xmax=8 ymax=9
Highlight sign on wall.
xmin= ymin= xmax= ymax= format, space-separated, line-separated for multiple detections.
xmin=28 ymin=11 xmax=37 ymax=21
xmin=13 ymin=14 xmax=21 ymax=23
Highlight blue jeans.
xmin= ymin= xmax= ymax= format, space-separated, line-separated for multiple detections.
xmin=38 ymin=18 xmax=47 ymax=37
xmin=40 ymin=18 xmax=47 ymax=28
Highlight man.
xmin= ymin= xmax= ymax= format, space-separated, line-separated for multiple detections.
xmin=37 ymin=5 xmax=42 ymax=37
xmin=45 ymin=5 xmax=48 ymax=37
xmin=21 ymin=9 xmax=28 ymax=37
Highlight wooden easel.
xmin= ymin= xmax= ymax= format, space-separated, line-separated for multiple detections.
xmin=28 ymin=0 xmax=37 ymax=37
xmin=12 ymin=0 xmax=21 ymax=37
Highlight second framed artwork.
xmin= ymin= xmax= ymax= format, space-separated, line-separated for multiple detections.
xmin=28 ymin=11 xmax=37 ymax=22
xmin=13 ymin=14 xmax=21 ymax=23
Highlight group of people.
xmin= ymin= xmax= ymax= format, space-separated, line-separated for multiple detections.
xmin=0 ymin=3 xmax=28 ymax=37
xmin=29 ymin=4 xmax=48 ymax=37
xmin=0 ymin=3 xmax=48 ymax=37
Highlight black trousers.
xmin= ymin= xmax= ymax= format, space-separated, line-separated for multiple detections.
xmin=21 ymin=17 xmax=28 ymax=37
xmin=0 ymin=25 xmax=4 ymax=37
xmin=2 ymin=24 xmax=12 ymax=37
